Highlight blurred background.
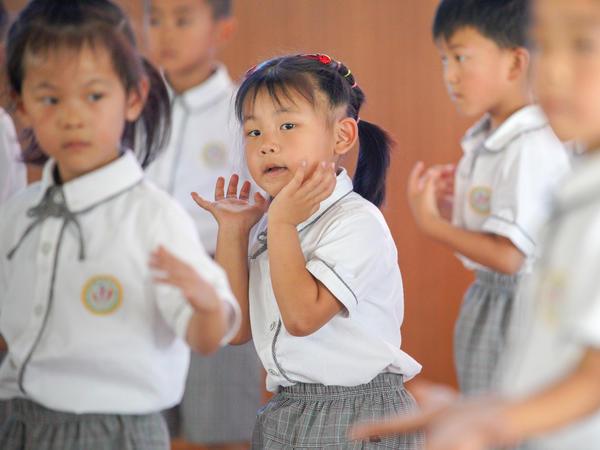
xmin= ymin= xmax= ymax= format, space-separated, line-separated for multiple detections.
xmin=4 ymin=0 xmax=473 ymax=428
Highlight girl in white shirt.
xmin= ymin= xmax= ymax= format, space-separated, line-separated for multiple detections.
xmin=167 ymin=53 xmax=424 ymax=448
xmin=0 ymin=2 xmax=239 ymax=449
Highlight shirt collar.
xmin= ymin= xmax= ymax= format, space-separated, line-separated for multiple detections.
xmin=170 ymin=64 xmax=233 ymax=111
xmin=555 ymin=150 xmax=600 ymax=211
xmin=297 ymin=168 xmax=354 ymax=232
xmin=461 ymin=104 xmax=548 ymax=154
xmin=35 ymin=150 xmax=144 ymax=213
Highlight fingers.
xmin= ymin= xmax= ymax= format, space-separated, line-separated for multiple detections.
xmin=191 ymin=192 xmax=214 ymax=212
xmin=299 ymin=161 xmax=336 ymax=202
xmin=239 ymin=180 xmax=252 ymax=201
xmin=214 ymin=177 xmax=225 ymax=201
xmin=226 ymin=174 xmax=240 ymax=198
xmin=407 ymin=161 xmax=426 ymax=196
xmin=349 ymin=410 xmax=437 ymax=440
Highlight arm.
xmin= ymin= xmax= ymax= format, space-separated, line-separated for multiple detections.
xmin=151 ymin=246 xmax=231 ymax=354
xmin=408 ymin=162 xmax=524 ymax=274
xmin=268 ymin=162 xmax=341 ymax=337
xmin=351 ymin=349 xmax=600 ymax=449
xmin=192 ymin=175 xmax=268 ymax=345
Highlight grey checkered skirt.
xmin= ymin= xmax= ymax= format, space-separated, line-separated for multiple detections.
xmin=0 ymin=398 xmax=169 ymax=450
xmin=251 ymin=373 xmax=424 ymax=449
xmin=454 ymin=270 xmax=520 ymax=396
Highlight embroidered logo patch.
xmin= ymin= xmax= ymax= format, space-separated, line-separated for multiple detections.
xmin=201 ymin=142 xmax=228 ymax=168
xmin=81 ymin=275 xmax=122 ymax=315
xmin=469 ymin=186 xmax=492 ymax=215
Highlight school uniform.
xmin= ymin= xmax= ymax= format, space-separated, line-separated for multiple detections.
xmin=249 ymin=169 xmax=423 ymax=449
xmin=501 ymin=151 xmax=600 ymax=450
xmin=452 ymin=105 xmax=571 ymax=395
xmin=146 ymin=65 xmax=261 ymax=443
xmin=0 ymin=108 xmax=26 ymax=204
xmin=0 ymin=151 xmax=240 ymax=450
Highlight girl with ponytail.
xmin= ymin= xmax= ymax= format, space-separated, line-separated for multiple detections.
xmin=167 ymin=53 xmax=424 ymax=448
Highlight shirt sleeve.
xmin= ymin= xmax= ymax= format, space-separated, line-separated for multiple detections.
xmin=152 ymin=200 xmax=241 ymax=346
xmin=304 ymin=208 xmax=397 ymax=317
xmin=0 ymin=111 xmax=26 ymax=203
xmin=482 ymin=134 xmax=569 ymax=256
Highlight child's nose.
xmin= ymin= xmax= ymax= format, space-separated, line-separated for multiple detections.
xmin=259 ymin=141 xmax=280 ymax=155
xmin=60 ymin=105 xmax=84 ymax=129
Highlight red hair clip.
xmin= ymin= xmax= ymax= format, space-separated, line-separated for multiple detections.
xmin=300 ymin=53 xmax=333 ymax=65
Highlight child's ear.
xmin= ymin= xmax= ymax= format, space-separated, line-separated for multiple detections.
xmin=508 ymin=47 xmax=530 ymax=81
xmin=215 ymin=16 xmax=237 ymax=49
xmin=334 ymin=117 xmax=358 ymax=156
xmin=125 ymin=77 xmax=150 ymax=122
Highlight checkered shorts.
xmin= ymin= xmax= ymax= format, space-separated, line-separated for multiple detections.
xmin=454 ymin=270 xmax=521 ymax=395
xmin=252 ymin=373 xmax=424 ymax=449
xmin=0 ymin=398 xmax=169 ymax=450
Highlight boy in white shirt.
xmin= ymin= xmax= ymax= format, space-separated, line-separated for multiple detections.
xmin=146 ymin=1 xmax=261 ymax=448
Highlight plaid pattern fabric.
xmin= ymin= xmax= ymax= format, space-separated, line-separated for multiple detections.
xmin=454 ymin=270 xmax=520 ymax=395
xmin=0 ymin=398 xmax=169 ymax=450
xmin=251 ymin=373 xmax=424 ymax=449
xmin=177 ymin=341 xmax=262 ymax=443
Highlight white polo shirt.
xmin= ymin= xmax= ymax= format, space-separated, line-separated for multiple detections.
xmin=0 ymin=151 xmax=240 ymax=414
xmin=146 ymin=65 xmax=246 ymax=254
xmin=453 ymin=105 xmax=570 ymax=272
xmin=0 ymin=108 xmax=26 ymax=204
xmin=249 ymin=169 xmax=422 ymax=392
xmin=501 ymin=152 xmax=600 ymax=449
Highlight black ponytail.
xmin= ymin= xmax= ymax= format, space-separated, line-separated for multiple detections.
xmin=235 ymin=53 xmax=393 ymax=207
xmin=355 ymin=120 xmax=392 ymax=207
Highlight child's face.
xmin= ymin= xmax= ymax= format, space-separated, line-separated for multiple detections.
xmin=531 ymin=0 xmax=600 ymax=147
xmin=242 ymin=88 xmax=340 ymax=198
xmin=148 ymin=0 xmax=224 ymax=76
xmin=18 ymin=45 xmax=144 ymax=182
xmin=437 ymin=26 xmax=520 ymax=118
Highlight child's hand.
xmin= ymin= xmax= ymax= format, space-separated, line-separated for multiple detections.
xmin=431 ymin=164 xmax=456 ymax=221
xmin=350 ymin=381 xmax=509 ymax=450
xmin=269 ymin=161 xmax=336 ymax=227
xmin=192 ymin=174 xmax=268 ymax=233
xmin=150 ymin=246 xmax=221 ymax=313
xmin=407 ymin=162 xmax=445 ymax=233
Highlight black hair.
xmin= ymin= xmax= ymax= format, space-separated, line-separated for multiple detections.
xmin=235 ymin=54 xmax=392 ymax=207
xmin=6 ymin=0 xmax=170 ymax=167
xmin=207 ymin=0 xmax=232 ymax=19
xmin=0 ymin=1 xmax=7 ymax=41
xmin=432 ymin=0 xmax=529 ymax=48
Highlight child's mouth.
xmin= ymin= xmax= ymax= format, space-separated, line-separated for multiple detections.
xmin=264 ymin=166 xmax=288 ymax=176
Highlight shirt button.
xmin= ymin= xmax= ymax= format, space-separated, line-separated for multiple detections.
xmin=41 ymin=242 xmax=52 ymax=255
xmin=34 ymin=305 xmax=44 ymax=316
xmin=268 ymin=369 xmax=279 ymax=376
xmin=269 ymin=321 xmax=277 ymax=331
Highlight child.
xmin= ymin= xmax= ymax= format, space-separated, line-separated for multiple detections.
xmin=0 ymin=0 xmax=26 ymax=204
xmin=408 ymin=0 xmax=570 ymax=395
xmin=353 ymin=0 xmax=600 ymax=447
xmin=0 ymin=1 xmax=240 ymax=449
xmin=146 ymin=1 xmax=261 ymax=448
xmin=181 ymin=53 xmax=424 ymax=448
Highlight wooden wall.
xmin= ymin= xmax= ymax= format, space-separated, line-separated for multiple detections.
xmin=5 ymin=0 xmax=473 ymax=387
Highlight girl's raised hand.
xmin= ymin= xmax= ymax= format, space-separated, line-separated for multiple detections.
xmin=269 ymin=161 xmax=336 ymax=227
xmin=191 ymin=174 xmax=268 ymax=232
xmin=150 ymin=246 xmax=221 ymax=313
xmin=431 ymin=164 xmax=455 ymax=221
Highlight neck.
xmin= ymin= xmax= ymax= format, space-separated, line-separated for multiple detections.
xmin=167 ymin=62 xmax=217 ymax=94
xmin=488 ymin=87 xmax=532 ymax=131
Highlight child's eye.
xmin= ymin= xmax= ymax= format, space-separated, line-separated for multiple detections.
xmin=440 ymin=55 xmax=449 ymax=66
xmin=88 ymin=93 xmax=104 ymax=102
xmin=176 ymin=17 xmax=190 ymax=27
xmin=40 ymin=96 xmax=58 ymax=106
xmin=247 ymin=129 xmax=261 ymax=137
xmin=281 ymin=123 xmax=296 ymax=130
xmin=149 ymin=17 xmax=160 ymax=27
xmin=455 ymin=54 xmax=468 ymax=63
xmin=573 ymin=37 xmax=596 ymax=54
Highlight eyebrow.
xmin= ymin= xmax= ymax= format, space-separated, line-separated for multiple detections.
xmin=242 ymin=107 xmax=300 ymax=123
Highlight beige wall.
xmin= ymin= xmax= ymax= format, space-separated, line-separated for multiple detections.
xmin=5 ymin=0 xmax=473 ymax=386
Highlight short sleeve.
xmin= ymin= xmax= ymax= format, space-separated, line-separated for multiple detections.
xmin=0 ymin=111 xmax=26 ymax=204
xmin=482 ymin=135 xmax=569 ymax=256
xmin=305 ymin=208 xmax=397 ymax=317
xmin=152 ymin=200 xmax=241 ymax=346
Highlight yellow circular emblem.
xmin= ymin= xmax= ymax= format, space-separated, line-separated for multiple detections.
xmin=81 ymin=275 xmax=122 ymax=315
